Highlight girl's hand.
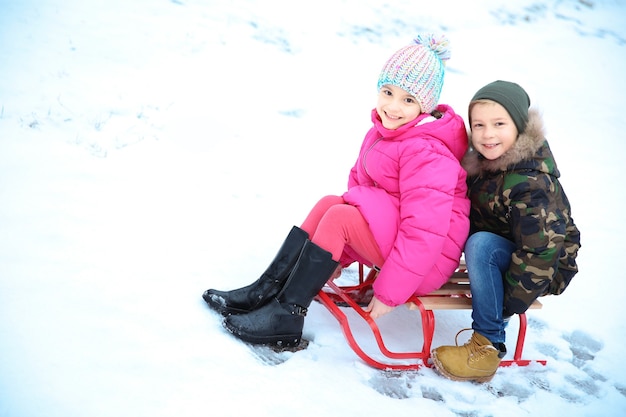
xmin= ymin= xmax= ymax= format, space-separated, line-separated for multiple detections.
xmin=330 ymin=265 xmax=342 ymax=280
xmin=364 ymin=295 xmax=395 ymax=320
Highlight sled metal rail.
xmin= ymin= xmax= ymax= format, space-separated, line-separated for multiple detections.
xmin=316 ymin=263 xmax=547 ymax=371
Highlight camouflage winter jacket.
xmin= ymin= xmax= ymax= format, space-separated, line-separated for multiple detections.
xmin=462 ymin=109 xmax=580 ymax=315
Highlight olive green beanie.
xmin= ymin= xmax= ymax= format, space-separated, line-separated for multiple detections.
xmin=470 ymin=80 xmax=531 ymax=134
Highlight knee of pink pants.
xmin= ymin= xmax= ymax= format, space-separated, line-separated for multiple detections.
xmin=300 ymin=196 xmax=383 ymax=266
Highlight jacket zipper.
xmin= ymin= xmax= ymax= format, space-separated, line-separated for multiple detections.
xmin=363 ymin=137 xmax=383 ymax=187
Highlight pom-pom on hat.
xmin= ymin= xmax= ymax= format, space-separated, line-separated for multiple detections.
xmin=470 ymin=80 xmax=531 ymax=134
xmin=377 ymin=34 xmax=451 ymax=113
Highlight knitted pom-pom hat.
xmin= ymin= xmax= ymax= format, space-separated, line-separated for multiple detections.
xmin=377 ymin=34 xmax=451 ymax=113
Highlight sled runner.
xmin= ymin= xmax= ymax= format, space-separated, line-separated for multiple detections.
xmin=315 ymin=262 xmax=546 ymax=371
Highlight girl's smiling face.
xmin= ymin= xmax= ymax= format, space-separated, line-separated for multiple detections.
xmin=470 ymin=101 xmax=519 ymax=160
xmin=376 ymin=84 xmax=422 ymax=130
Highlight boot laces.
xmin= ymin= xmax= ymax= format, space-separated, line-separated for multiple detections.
xmin=454 ymin=328 xmax=495 ymax=362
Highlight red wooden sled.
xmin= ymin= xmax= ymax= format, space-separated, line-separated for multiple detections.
xmin=315 ymin=262 xmax=546 ymax=371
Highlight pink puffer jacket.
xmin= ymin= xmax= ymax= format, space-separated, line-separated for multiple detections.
xmin=342 ymin=105 xmax=470 ymax=306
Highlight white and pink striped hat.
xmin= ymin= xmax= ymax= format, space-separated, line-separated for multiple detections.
xmin=377 ymin=34 xmax=451 ymax=113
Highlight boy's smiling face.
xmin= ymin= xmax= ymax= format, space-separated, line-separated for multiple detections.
xmin=470 ymin=101 xmax=519 ymax=160
xmin=376 ymin=84 xmax=422 ymax=130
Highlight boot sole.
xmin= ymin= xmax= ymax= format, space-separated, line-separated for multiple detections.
xmin=223 ymin=320 xmax=302 ymax=348
xmin=430 ymin=350 xmax=496 ymax=383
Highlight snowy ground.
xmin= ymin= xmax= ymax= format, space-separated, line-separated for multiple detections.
xmin=1 ymin=0 xmax=626 ymax=416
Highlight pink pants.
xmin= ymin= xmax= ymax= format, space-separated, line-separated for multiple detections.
xmin=300 ymin=195 xmax=385 ymax=267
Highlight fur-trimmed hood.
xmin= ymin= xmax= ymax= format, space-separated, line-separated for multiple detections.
xmin=462 ymin=108 xmax=559 ymax=178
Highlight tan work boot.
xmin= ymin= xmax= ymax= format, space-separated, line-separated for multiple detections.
xmin=431 ymin=329 xmax=505 ymax=382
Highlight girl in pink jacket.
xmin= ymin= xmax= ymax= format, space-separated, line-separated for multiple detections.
xmin=203 ymin=34 xmax=470 ymax=349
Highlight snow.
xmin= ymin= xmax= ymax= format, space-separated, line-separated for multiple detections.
xmin=1 ymin=0 xmax=625 ymax=416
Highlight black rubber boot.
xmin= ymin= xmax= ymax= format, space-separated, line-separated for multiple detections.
xmin=202 ymin=226 xmax=309 ymax=316
xmin=223 ymin=240 xmax=338 ymax=347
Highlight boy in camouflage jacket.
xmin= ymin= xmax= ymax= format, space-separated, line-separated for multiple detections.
xmin=432 ymin=80 xmax=581 ymax=382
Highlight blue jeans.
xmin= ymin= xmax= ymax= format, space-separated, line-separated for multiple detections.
xmin=465 ymin=231 xmax=516 ymax=344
